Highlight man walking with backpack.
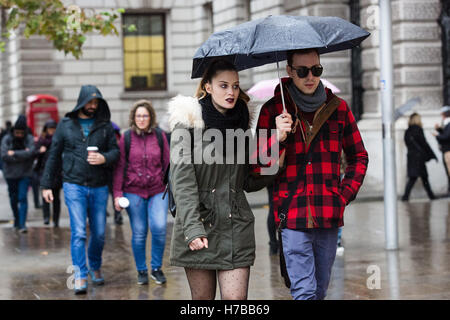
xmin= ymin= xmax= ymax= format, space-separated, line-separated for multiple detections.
xmin=113 ymin=100 xmax=170 ymax=286
xmin=41 ymin=85 xmax=119 ymax=294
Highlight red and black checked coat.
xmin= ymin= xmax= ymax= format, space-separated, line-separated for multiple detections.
xmin=255 ymin=78 xmax=368 ymax=229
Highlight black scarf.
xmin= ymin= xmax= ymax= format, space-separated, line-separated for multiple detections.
xmin=199 ymin=94 xmax=250 ymax=160
xmin=200 ymin=94 xmax=249 ymax=131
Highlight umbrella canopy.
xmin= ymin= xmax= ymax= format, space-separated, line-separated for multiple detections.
xmin=247 ymin=78 xmax=340 ymax=100
xmin=192 ymin=15 xmax=370 ymax=78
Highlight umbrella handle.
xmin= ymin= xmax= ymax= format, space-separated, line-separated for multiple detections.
xmin=276 ymin=56 xmax=287 ymax=113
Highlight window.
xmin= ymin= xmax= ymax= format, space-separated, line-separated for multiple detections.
xmin=123 ymin=13 xmax=167 ymax=91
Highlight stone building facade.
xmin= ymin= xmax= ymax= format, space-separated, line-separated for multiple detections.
xmin=0 ymin=0 xmax=447 ymax=197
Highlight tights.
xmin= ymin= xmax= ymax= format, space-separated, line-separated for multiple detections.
xmin=184 ymin=267 xmax=250 ymax=300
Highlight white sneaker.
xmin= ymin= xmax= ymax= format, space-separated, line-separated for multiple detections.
xmin=336 ymin=246 xmax=344 ymax=256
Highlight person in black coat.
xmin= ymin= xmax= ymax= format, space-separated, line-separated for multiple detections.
xmin=433 ymin=106 xmax=450 ymax=194
xmin=401 ymin=113 xmax=437 ymax=201
xmin=34 ymin=120 xmax=61 ymax=226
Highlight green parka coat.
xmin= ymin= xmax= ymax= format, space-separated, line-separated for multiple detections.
xmin=167 ymin=95 xmax=279 ymax=270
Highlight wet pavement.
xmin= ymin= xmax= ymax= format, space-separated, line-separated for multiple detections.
xmin=0 ymin=176 xmax=449 ymax=300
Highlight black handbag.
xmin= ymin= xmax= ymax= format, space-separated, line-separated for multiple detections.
xmin=162 ymin=165 xmax=176 ymax=217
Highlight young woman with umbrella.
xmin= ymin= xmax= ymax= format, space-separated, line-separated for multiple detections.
xmin=167 ymin=58 xmax=284 ymax=300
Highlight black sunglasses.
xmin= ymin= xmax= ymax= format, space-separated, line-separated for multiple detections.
xmin=289 ymin=64 xmax=323 ymax=78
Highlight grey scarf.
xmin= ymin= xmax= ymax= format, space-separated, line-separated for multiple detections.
xmin=287 ymin=80 xmax=327 ymax=112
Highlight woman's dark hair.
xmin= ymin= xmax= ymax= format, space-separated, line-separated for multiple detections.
xmin=195 ymin=58 xmax=250 ymax=103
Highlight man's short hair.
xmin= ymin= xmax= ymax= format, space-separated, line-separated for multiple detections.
xmin=286 ymin=48 xmax=320 ymax=66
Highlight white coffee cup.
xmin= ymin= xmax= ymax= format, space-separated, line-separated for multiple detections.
xmin=87 ymin=146 xmax=99 ymax=155
xmin=118 ymin=197 xmax=130 ymax=208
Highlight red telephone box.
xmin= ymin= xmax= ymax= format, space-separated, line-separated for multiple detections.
xmin=26 ymin=94 xmax=59 ymax=136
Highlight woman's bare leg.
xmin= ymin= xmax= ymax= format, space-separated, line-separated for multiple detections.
xmin=217 ymin=267 xmax=250 ymax=300
xmin=184 ymin=268 xmax=217 ymax=300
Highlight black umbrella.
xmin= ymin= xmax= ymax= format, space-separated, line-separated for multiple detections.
xmin=192 ymin=15 xmax=370 ymax=79
xmin=192 ymin=15 xmax=369 ymax=112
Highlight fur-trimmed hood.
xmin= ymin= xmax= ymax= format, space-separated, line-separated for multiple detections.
xmin=167 ymin=94 xmax=258 ymax=132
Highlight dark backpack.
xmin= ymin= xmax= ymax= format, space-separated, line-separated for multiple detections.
xmin=123 ymin=128 xmax=176 ymax=217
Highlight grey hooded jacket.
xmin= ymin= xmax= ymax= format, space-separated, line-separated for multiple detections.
xmin=1 ymin=133 xmax=35 ymax=179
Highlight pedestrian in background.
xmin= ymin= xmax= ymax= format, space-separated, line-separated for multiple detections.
xmin=0 ymin=115 xmax=35 ymax=233
xmin=31 ymin=129 xmax=45 ymax=210
xmin=401 ymin=112 xmax=437 ymax=201
xmin=433 ymin=106 xmax=450 ymax=195
xmin=109 ymin=121 xmax=123 ymax=225
xmin=113 ymin=100 xmax=170 ymax=286
xmin=34 ymin=120 xmax=61 ymax=227
xmin=167 ymin=59 xmax=282 ymax=300
xmin=256 ymin=48 xmax=368 ymax=300
xmin=266 ymin=183 xmax=278 ymax=255
xmin=0 ymin=120 xmax=13 ymax=174
xmin=41 ymin=85 xmax=119 ymax=294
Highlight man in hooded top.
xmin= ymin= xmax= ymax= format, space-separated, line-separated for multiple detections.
xmin=41 ymin=85 xmax=119 ymax=294
xmin=0 ymin=115 xmax=35 ymax=233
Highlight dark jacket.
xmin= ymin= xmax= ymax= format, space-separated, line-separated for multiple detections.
xmin=0 ymin=133 xmax=35 ymax=179
xmin=255 ymin=77 xmax=368 ymax=229
xmin=436 ymin=120 xmax=450 ymax=153
xmin=34 ymin=134 xmax=62 ymax=188
xmin=40 ymin=85 xmax=119 ymax=189
xmin=404 ymin=125 xmax=437 ymax=177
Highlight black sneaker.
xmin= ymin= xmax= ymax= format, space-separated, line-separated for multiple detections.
xmin=137 ymin=270 xmax=148 ymax=285
xmin=150 ymin=268 xmax=166 ymax=284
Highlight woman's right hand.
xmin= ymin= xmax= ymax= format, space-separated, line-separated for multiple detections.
xmin=114 ymin=197 xmax=122 ymax=212
xmin=188 ymin=237 xmax=208 ymax=251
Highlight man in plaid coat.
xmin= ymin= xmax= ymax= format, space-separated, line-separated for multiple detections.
xmin=256 ymin=48 xmax=368 ymax=300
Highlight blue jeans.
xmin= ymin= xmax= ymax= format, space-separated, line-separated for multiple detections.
xmin=281 ymin=228 xmax=339 ymax=300
xmin=63 ymin=182 xmax=109 ymax=280
xmin=124 ymin=192 xmax=168 ymax=271
xmin=6 ymin=177 xmax=30 ymax=229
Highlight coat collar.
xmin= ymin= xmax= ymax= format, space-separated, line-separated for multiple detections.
xmin=167 ymin=94 xmax=257 ymax=132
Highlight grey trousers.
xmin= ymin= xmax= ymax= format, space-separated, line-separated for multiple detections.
xmin=281 ymin=228 xmax=339 ymax=300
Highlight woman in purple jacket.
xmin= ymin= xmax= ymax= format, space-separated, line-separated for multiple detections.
xmin=113 ymin=99 xmax=170 ymax=286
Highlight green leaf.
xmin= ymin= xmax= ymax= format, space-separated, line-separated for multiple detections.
xmin=127 ymin=24 xmax=137 ymax=32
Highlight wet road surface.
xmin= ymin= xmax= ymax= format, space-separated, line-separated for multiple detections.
xmin=0 ymin=186 xmax=449 ymax=300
